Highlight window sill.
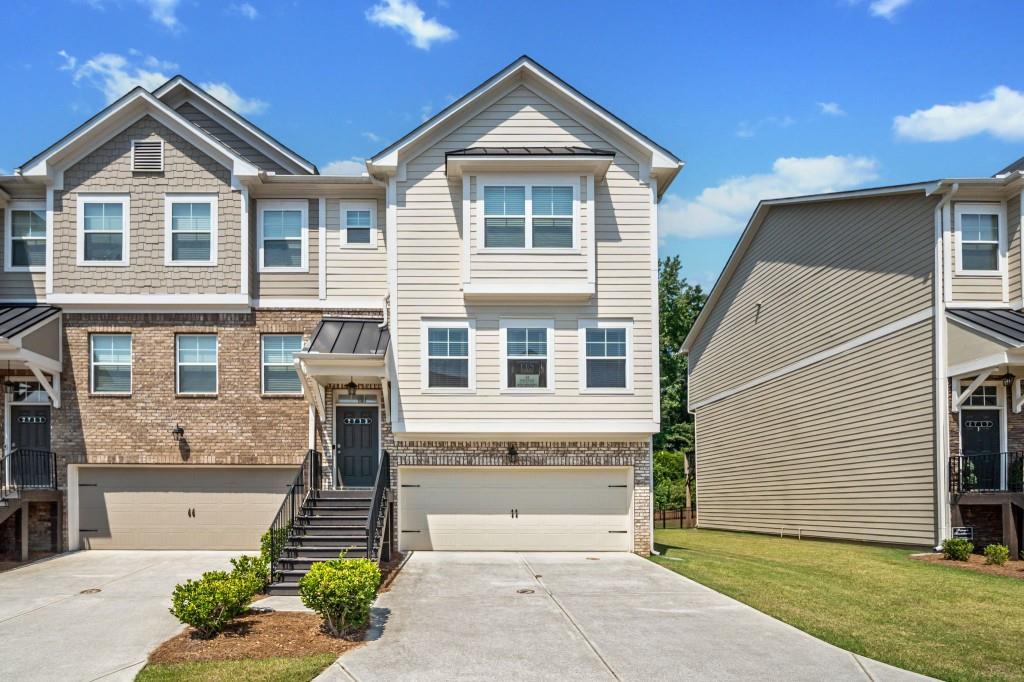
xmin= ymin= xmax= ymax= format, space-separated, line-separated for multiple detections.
xmin=89 ymin=392 xmax=132 ymax=398
xmin=955 ymin=269 xmax=1004 ymax=277
xmin=578 ymin=388 xmax=634 ymax=396
xmin=477 ymin=248 xmax=579 ymax=255
xmin=340 ymin=243 xmax=377 ymax=250
xmin=165 ymin=260 xmax=218 ymax=267
xmin=260 ymin=392 xmax=304 ymax=399
xmin=259 ymin=266 xmax=310 ymax=274
xmin=4 ymin=266 xmax=46 ymax=273
xmin=422 ymin=388 xmax=476 ymax=395
xmin=500 ymin=388 xmax=555 ymax=395
xmin=175 ymin=393 xmax=218 ymax=399
xmin=76 ymin=260 xmax=129 ymax=267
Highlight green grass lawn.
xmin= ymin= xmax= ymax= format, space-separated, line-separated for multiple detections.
xmin=135 ymin=654 xmax=337 ymax=682
xmin=653 ymin=529 xmax=1024 ymax=682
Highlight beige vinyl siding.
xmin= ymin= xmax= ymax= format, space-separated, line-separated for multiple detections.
xmin=946 ymin=319 xmax=1008 ymax=369
xmin=394 ymin=84 xmax=654 ymax=424
xmin=253 ymin=198 xmax=319 ymax=298
xmin=688 ymin=194 xmax=936 ymax=407
xmin=694 ymin=320 xmax=936 ymax=546
xmin=1008 ymin=194 xmax=1021 ymax=304
xmin=467 ymin=174 xmax=589 ymax=287
xmin=949 ymin=200 xmax=1005 ymax=303
xmin=0 ymin=207 xmax=45 ymax=301
xmin=52 ymin=116 xmax=242 ymax=295
xmin=175 ymin=102 xmax=289 ymax=174
xmin=326 ymin=197 xmax=387 ymax=299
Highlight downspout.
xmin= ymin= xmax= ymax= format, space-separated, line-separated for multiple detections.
xmin=931 ymin=181 xmax=958 ymax=549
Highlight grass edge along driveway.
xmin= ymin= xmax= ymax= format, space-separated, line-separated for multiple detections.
xmin=653 ymin=529 xmax=1024 ymax=682
xmin=135 ymin=653 xmax=337 ymax=682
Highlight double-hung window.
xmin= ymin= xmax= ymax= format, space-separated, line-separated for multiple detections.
xmin=501 ymin=320 xmax=553 ymax=391
xmin=258 ymin=200 xmax=308 ymax=271
xmin=90 ymin=334 xmax=132 ymax=394
xmin=78 ymin=195 xmax=129 ymax=265
xmin=956 ymin=203 xmax=1004 ymax=275
xmin=176 ymin=334 xmax=218 ymax=395
xmin=5 ymin=201 xmax=46 ymax=271
xmin=340 ymin=201 xmax=377 ymax=247
xmin=423 ymin=321 xmax=473 ymax=390
xmin=165 ymin=195 xmax=217 ymax=265
xmin=481 ymin=180 xmax=576 ymax=249
xmin=262 ymin=335 xmax=304 ymax=394
xmin=579 ymin=320 xmax=633 ymax=392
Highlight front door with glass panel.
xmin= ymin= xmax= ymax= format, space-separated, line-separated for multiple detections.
xmin=10 ymin=404 xmax=51 ymax=487
xmin=336 ymin=406 xmax=378 ymax=487
xmin=960 ymin=407 xmax=1001 ymax=490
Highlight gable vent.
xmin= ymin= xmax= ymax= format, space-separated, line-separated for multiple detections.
xmin=131 ymin=139 xmax=164 ymax=172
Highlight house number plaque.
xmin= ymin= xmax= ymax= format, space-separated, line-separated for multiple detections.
xmin=344 ymin=418 xmax=371 ymax=425
xmin=17 ymin=416 xmax=47 ymax=424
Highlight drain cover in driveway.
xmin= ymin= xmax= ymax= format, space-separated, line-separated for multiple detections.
xmin=517 ymin=588 xmax=535 ymax=594
xmin=79 ymin=588 xmax=101 ymax=594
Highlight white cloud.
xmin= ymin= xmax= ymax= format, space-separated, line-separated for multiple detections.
xmin=659 ymin=155 xmax=880 ymax=238
xmin=69 ymin=52 xmax=171 ymax=102
xmin=869 ymin=0 xmax=911 ymax=19
xmin=200 ymin=82 xmax=268 ymax=115
xmin=735 ymin=115 xmax=794 ymax=139
xmin=139 ymin=0 xmax=182 ymax=30
xmin=322 ymin=158 xmax=367 ymax=176
xmin=362 ymin=131 xmax=381 ymax=142
xmin=894 ymin=86 xmax=1024 ymax=142
xmin=57 ymin=49 xmax=77 ymax=71
xmin=366 ymin=0 xmax=456 ymax=50
xmin=817 ymin=101 xmax=846 ymax=116
xmin=230 ymin=2 xmax=259 ymax=19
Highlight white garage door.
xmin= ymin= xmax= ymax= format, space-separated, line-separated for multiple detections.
xmin=77 ymin=466 xmax=294 ymax=550
xmin=398 ymin=467 xmax=632 ymax=551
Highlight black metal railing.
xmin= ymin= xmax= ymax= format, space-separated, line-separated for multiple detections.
xmin=366 ymin=449 xmax=391 ymax=563
xmin=0 ymin=448 xmax=57 ymax=497
xmin=950 ymin=451 xmax=1024 ymax=494
xmin=267 ymin=449 xmax=322 ymax=579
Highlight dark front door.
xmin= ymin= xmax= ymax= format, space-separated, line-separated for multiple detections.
xmin=961 ymin=408 xmax=1001 ymax=490
xmin=10 ymin=404 xmax=52 ymax=487
xmin=336 ymin=406 xmax=378 ymax=487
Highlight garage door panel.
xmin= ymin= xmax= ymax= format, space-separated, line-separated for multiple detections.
xmin=78 ymin=467 xmax=293 ymax=550
xmin=399 ymin=467 xmax=631 ymax=552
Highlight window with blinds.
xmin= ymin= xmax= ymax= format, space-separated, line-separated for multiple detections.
xmin=131 ymin=139 xmax=164 ymax=173
xmin=584 ymin=326 xmax=628 ymax=390
xmin=167 ymin=197 xmax=215 ymax=264
xmin=91 ymin=334 xmax=132 ymax=394
xmin=262 ymin=335 xmax=303 ymax=394
xmin=482 ymin=182 xmax=574 ymax=249
xmin=426 ymin=326 xmax=470 ymax=389
xmin=483 ymin=185 xmax=526 ymax=248
xmin=8 ymin=204 xmax=46 ymax=269
xmin=177 ymin=334 xmax=218 ymax=394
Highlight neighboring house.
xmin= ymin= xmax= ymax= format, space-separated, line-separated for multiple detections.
xmin=682 ymin=162 xmax=1024 ymax=557
xmin=0 ymin=56 xmax=680 ymax=568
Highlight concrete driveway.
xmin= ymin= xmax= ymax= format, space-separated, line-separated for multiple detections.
xmin=0 ymin=550 xmax=237 ymax=682
xmin=324 ymin=552 xmax=931 ymax=681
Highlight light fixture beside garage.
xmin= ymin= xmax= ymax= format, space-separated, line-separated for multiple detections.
xmin=171 ymin=424 xmax=185 ymax=442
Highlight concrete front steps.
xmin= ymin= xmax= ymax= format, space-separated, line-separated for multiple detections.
xmin=267 ymin=489 xmax=372 ymax=596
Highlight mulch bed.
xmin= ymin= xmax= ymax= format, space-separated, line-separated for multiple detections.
xmin=149 ymin=611 xmax=366 ymax=664
xmin=911 ymin=552 xmax=1024 ymax=579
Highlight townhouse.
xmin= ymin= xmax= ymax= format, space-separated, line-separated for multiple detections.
xmin=0 ymin=56 xmax=680 ymax=564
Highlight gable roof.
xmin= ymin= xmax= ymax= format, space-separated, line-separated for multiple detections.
xmin=368 ymin=55 xmax=682 ymax=197
xmin=17 ymin=86 xmax=259 ymax=182
xmin=153 ymin=75 xmax=317 ymax=175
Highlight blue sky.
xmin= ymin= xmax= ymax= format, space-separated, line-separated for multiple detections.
xmin=3 ymin=0 xmax=1023 ymax=289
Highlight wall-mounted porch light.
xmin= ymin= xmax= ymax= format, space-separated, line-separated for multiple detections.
xmin=1001 ymin=372 xmax=1017 ymax=388
xmin=346 ymin=379 xmax=358 ymax=398
xmin=171 ymin=424 xmax=185 ymax=442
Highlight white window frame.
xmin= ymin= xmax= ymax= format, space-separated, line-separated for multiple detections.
xmin=175 ymin=334 xmax=219 ymax=396
xmin=955 ymin=202 xmax=1005 ymax=277
xmin=257 ymin=199 xmax=309 ymax=273
xmin=76 ymin=194 xmax=130 ymax=267
xmin=477 ymin=174 xmax=579 ymax=252
xmin=261 ymin=334 xmax=304 ymax=396
xmin=339 ymin=200 xmax=378 ymax=249
xmin=164 ymin=194 xmax=218 ymax=266
xmin=578 ymin=319 xmax=634 ymax=394
xmin=89 ymin=333 xmax=132 ymax=395
xmin=5 ymin=199 xmax=47 ymax=273
xmin=420 ymin=318 xmax=476 ymax=394
xmin=499 ymin=318 xmax=555 ymax=394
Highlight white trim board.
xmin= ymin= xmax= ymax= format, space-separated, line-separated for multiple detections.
xmin=689 ymin=307 xmax=935 ymax=411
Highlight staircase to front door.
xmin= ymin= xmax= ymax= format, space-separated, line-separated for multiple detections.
xmin=266 ymin=450 xmax=392 ymax=596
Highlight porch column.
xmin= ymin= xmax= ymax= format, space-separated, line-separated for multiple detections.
xmin=19 ymin=504 xmax=28 ymax=562
xmin=1002 ymin=501 xmax=1019 ymax=560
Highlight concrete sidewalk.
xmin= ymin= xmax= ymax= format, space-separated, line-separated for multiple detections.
xmin=318 ymin=552 xmax=933 ymax=681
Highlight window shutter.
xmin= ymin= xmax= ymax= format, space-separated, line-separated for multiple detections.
xmin=132 ymin=139 xmax=164 ymax=172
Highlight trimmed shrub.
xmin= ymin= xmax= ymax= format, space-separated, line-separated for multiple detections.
xmin=230 ymin=554 xmax=269 ymax=595
xmin=169 ymin=571 xmax=251 ymax=638
xmin=942 ymin=538 xmax=974 ymax=561
xmin=260 ymin=524 xmax=291 ymax=577
xmin=298 ymin=559 xmax=381 ymax=636
xmin=984 ymin=544 xmax=1010 ymax=566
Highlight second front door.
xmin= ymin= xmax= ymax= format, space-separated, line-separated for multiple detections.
xmin=336 ymin=406 xmax=378 ymax=487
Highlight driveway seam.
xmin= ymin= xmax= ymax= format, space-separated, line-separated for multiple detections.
xmin=520 ymin=554 xmax=621 ymax=682
xmin=852 ymin=654 xmax=878 ymax=682
xmin=89 ymin=659 xmax=146 ymax=681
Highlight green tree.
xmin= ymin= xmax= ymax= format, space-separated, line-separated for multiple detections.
xmin=654 ymin=255 xmax=707 ymax=510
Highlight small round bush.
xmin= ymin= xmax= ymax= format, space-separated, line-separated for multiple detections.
xmin=941 ymin=538 xmax=974 ymax=561
xmin=169 ymin=570 xmax=251 ymax=638
xmin=230 ymin=554 xmax=269 ymax=596
xmin=984 ymin=544 xmax=1010 ymax=566
xmin=299 ymin=559 xmax=381 ymax=636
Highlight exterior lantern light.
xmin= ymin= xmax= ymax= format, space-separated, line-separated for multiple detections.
xmin=171 ymin=424 xmax=185 ymax=442
xmin=346 ymin=379 xmax=358 ymax=397
xmin=1003 ymin=373 xmax=1016 ymax=388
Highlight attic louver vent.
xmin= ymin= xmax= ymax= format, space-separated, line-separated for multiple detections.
xmin=131 ymin=139 xmax=164 ymax=172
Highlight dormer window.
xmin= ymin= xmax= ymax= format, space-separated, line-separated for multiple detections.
xmin=481 ymin=178 xmax=577 ymax=250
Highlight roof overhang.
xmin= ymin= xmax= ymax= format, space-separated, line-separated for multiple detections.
xmin=0 ymin=306 xmax=63 ymax=405
xmin=368 ymin=56 xmax=682 ymax=197
xmin=153 ymin=75 xmax=317 ymax=175
xmin=17 ymin=87 xmax=259 ymax=188
xmin=445 ymin=150 xmax=614 ymax=180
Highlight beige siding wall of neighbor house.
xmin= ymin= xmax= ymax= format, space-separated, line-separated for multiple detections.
xmin=394 ymin=84 xmax=655 ymax=425
xmin=688 ymin=193 xmax=937 ymax=407
xmin=252 ymin=198 xmax=319 ymax=299
xmin=52 ymin=116 xmax=242 ymax=294
xmin=949 ymin=200 xmax=1006 ymax=303
xmin=1009 ymin=194 xmax=1021 ymax=304
xmin=0 ymin=207 xmax=46 ymax=301
xmin=694 ymin=319 xmax=936 ymax=545
xmin=325 ymin=197 xmax=387 ymax=300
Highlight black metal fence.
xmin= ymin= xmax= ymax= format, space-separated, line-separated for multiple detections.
xmin=654 ymin=507 xmax=695 ymax=529
xmin=267 ymin=449 xmax=322 ymax=578
xmin=0 ymin=448 xmax=56 ymax=492
xmin=367 ymin=449 xmax=392 ymax=563
xmin=950 ymin=451 xmax=1024 ymax=494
